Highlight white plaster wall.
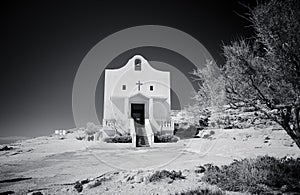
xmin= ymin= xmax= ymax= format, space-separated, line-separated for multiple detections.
xmin=103 ymin=55 xmax=171 ymax=122
xmin=153 ymin=99 xmax=170 ymax=120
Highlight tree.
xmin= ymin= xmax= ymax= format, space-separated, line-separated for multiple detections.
xmin=191 ymin=60 xmax=226 ymax=109
xmin=186 ymin=60 xmax=225 ymax=126
xmin=85 ymin=122 xmax=99 ymax=135
xmin=222 ymin=0 xmax=300 ymax=147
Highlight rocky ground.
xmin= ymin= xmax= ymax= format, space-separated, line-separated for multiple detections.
xmin=0 ymin=126 xmax=299 ymax=194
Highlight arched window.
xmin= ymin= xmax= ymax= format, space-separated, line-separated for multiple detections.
xmin=150 ymin=85 xmax=154 ymax=91
xmin=134 ymin=59 xmax=141 ymax=71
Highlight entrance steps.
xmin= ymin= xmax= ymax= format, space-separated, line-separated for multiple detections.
xmin=135 ymin=124 xmax=150 ymax=147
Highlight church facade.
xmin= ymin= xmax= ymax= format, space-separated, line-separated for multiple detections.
xmin=103 ymin=55 xmax=174 ymax=147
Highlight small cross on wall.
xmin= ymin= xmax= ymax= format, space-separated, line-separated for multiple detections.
xmin=136 ymin=80 xmax=143 ymax=91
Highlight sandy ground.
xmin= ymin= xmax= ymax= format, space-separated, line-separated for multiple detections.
xmin=0 ymin=127 xmax=299 ymax=194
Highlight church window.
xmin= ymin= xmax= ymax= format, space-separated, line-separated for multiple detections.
xmin=150 ymin=85 xmax=154 ymax=91
xmin=134 ymin=59 xmax=141 ymax=71
xmin=122 ymin=85 xmax=126 ymax=90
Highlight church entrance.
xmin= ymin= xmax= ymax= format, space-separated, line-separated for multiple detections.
xmin=131 ymin=103 xmax=145 ymax=125
xmin=131 ymin=103 xmax=149 ymax=147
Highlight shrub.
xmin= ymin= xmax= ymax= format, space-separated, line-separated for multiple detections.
xmin=103 ymin=135 xmax=132 ymax=143
xmin=85 ymin=122 xmax=100 ymax=135
xmin=215 ymin=119 xmax=223 ymax=128
xmin=202 ymin=156 xmax=300 ymax=194
xmin=0 ymin=146 xmax=13 ymax=151
xmin=202 ymin=130 xmax=215 ymax=139
xmin=174 ymin=187 xmax=224 ymax=195
xmin=148 ymin=170 xmax=185 ymax=182
xmin=199 ymin=117 xmax=209 ymax=127
xmin=210 ymin=122 xmax=216 ymax=128
xmin=174 ymin=125 xmax=199 ymax=139
xmin=76 ymin=135 xmax=85 ymax=140
xmin=74 ymin=181 xmax=83 ymax=192
xmin=87 ymin=135 xmax=94 ymax=141
xmin=112 ymin=135 xmax=132 ymax=143
xmin=103 ymin=137 xmax=114 ymax=143
xmin=154 ymin=134 xmax=179 ymax=143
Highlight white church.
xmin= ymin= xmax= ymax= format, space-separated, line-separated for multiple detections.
xmin=102 ymin=55 xmax=174 ymax=147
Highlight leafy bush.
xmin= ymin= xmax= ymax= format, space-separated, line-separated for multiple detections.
xmin=148 ymin=170 xmax=185 ymax=182
xmin=174 ymin=125 xmax=199 ymax=139
xmin=103 ymin=135 xmax=132 ymax=143
xmin=113 ymin=135 xmax=132 ymax=143
xmin=203 ymin=156 xmax=300 ymax=194
xmin=74 ymin=181 xmax=83 ymax=192
xmin=210 ymin=122 xmax=216 ymax=128
xmin=174 ymin=187 xmax=224 ymax=195
xmin=154 ymin=133 xmax=179 ymax=143
xmin=76 ymin=135 xmax=85 ymax=140
xmin=85 ymin=122 xmax=100 ymax=135
xmin=87 ymin=135 xmax=94 ymax=141
xmin=190 ymin=60 xmax=226 ymax=112
xmin=201 ymin=130 xmax=215 ymax=139
xmin=199 ymin=117 xmax=209 ymax=127
xmin=215 ymin=119 xmax=223 ymax=128
xmin=103 ymin=137 xmax=114 ymax=143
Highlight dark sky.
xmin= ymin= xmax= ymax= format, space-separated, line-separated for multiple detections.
xmin=0 ymin=0 xmax=256 ymax=137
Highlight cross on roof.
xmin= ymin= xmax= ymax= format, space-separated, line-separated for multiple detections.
xmin=136 ymin=80 xmax=143 ymax=91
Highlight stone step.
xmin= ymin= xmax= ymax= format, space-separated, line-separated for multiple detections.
xmin=136 ymin=136 xmax=149 ymax=147
xmin=134 ymin=124 xmax=149 ymax=147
